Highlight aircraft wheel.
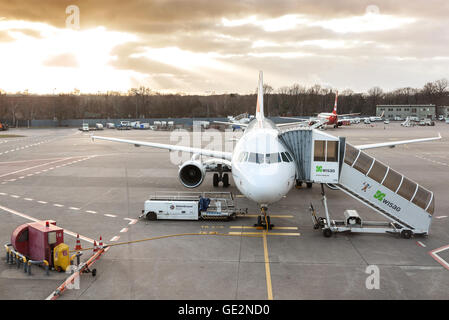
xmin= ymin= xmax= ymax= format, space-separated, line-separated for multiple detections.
xmin=323 ymin=228 xmax=332 ymax=238
xmin=222 ymin=174 xmax=230 ymax=187
xmin=306 ymin=182 xmax=313 ymax=188
xmin=213 ymin=173 xmax=219 ymax=187
xmin=401 ymin=230 xmax=412 ymax=239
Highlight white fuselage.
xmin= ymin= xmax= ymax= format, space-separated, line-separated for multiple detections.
xmin=230 ymin=118 xmax=296 ymax=206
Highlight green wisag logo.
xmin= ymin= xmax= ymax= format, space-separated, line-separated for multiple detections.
xmin=316 ymin=166 xmax=323 ymax=173
xmin=373 ymin=190 xmax=386 ymax=201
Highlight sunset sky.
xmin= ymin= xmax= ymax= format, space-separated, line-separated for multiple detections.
xmin=0 ymin=0 xmax=448 ymax=94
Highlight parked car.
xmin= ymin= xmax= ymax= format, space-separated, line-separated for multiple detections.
xmin=0 ymin=122 xmax=8 ymax=131
xmin=117 ymin=121 xmax=132 ymax=130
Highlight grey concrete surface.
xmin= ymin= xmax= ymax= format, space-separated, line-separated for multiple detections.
xmin=0 ymin=122 xmax=448 ymax=300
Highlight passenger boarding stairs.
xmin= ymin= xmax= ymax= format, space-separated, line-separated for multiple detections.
xmin=336 ymin=144 xmax=434 ymax=234
xmin=280 ymin=128 xmax=434 ymax=236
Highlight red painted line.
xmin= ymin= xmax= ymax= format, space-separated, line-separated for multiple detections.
xmin=416 ymin=241 xmax=426 ymax=248
xmin=429 ymin=244 xmax=449 ymax=271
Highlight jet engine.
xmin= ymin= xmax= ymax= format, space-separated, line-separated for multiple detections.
xmin=178 ymin=161 xmax=206 ymax=188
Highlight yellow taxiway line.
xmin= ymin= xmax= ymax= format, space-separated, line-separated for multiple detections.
xmin=237 ymin=214 xmax=294 ymax=218
xmin=263 ymin=231 xmax=273 ymax=300
xmin=230 ymin=226 xmax=298 ymax=230
xmin=228 ymin=231 xmax=300 ymax=236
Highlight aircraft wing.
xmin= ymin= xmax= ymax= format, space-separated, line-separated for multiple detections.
xmin=213 ymin=121 xmax=249 ymax=127
xmin=280 ymin=116 xmax=308 ymax=121
xmin=276 ymin=121 xmax=309 ymax=128
xmin=338 ymin=113 xmax=360 ymax=117
xmin=91 ymin=136 xmax=233 ymax=160
xmin=355 ymin=133 xmax=441 ymax=150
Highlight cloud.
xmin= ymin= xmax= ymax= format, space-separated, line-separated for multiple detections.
xmin=0 ymin=1 xmax=448 ymax=93
xmin=43 ymin=53 xmax=79 ymax=68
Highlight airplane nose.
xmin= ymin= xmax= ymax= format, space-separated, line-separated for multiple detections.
xmin=245 ymin=172 xmax=292 ymax=204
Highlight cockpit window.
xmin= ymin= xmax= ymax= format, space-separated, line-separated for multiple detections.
xmin=243 ymin=152 xmax=293 ymax=164
xmin=238 ymin=151 xmax=248 ymax=162
xmin=248 ymin=152 xmax=264 ymax=164
xmin=265 ymin=153 xmax=281 ymax=164
xmin=280 ymin=152 xmax=289 ymax=162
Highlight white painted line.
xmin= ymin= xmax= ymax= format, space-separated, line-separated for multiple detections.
xmin=69 ymin=207 xmax=80 ymax=211
xmin=436 ymin=216 xmax=448 ymax=219
xmin=429 ymin=245 xmax=449 ymax=271
xmin=0 ymin=192 xmax=6 ymax=196
xmin=86 ymin=210 xmax=97 ymax=214
xmin=24 ymin=198 xmax=33 ymax=201
xmin=0 ymin=204 xmax=94 ymax=243
xmin=104 ymin=214 xmax=117 ymax=218
xmin=0 ymin=157 xmax=72 ymax=178
xmin=18 ymin=176 xmax=25 ymax=179
xmin=53 ymin=204 xmax=64 ymax=207
xmin=120 ymin=228 xmax=128 ymax=233
xmin=417 ymin=241 xmax=426 ymax=248
xmin=10 ymin=195 xmax=20 ymax=198
xmin=110 ymin=236 xmax=120 ymax=242
xmin=124 ymin=218 xmax=138 ymax=225
xmin=37 ymin=201 xmax=48 ymax=204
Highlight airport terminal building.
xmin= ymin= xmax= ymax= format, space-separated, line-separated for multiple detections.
xmin=437 ymin=106 xmax=449 ymax=118
xmin=376 ymin=105 xmax=436 ymax=120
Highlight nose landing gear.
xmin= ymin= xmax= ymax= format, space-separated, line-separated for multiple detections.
xmin=254 ymin=206 xmax=273 ymax=230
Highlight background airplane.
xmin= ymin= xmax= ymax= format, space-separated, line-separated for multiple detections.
xmin=282 ymin=91 xmax=360 ymax=128
xmin=214 ymin=113 xmax=254 ymax=131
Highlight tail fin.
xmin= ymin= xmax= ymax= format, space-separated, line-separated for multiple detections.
xmin=256 ymin=71 xmax=264 ymax=120
xmin=380 ymin=110 xmax=385 ymax=118
xmin=332 ymin=91 xmax=338 ymax=115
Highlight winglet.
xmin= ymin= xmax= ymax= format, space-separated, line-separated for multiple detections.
xmin=256 ymin=71 xmax=264 ymax=120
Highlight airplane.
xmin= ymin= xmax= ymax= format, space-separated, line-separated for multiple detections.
xmin=282 ymin=91 xmax=360 ymax=128
xmin=92 ymin=72 xmax=441 ymax=229
xmin=214 ymin=113 xmax=254 ymax=131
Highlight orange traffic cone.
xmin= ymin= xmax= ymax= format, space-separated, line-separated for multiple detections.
xmin=93 ymin=240 xmax=98 ymax=253
xmin=98 ymin=236 xmax=103 ymax=249
xmin=75 ymin=234 xmax=82 ymax=251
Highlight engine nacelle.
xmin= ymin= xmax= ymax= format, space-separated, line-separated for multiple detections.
xmin=178 ymin=161 xmax=206 ymax=188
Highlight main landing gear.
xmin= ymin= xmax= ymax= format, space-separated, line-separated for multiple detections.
xmin=213 ymin=172 xmax=230 ymax=187
xmin=295 ymin=180 xmax=313 ymax=189
xmin=254 ymin=206 xmax=273 ymax=230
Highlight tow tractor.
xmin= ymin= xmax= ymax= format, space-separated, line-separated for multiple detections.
xmin=140 ymin=191 xmax=247 ymax=221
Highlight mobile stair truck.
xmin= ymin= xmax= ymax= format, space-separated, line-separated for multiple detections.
xmin=279 ymin=127 xmax=434 ymax=238
xmin=140 ymin=192 xmax=246 ymax=221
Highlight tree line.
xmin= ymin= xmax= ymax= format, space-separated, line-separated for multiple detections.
xmin=0 ymin=79 xmax=447 ymax=123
